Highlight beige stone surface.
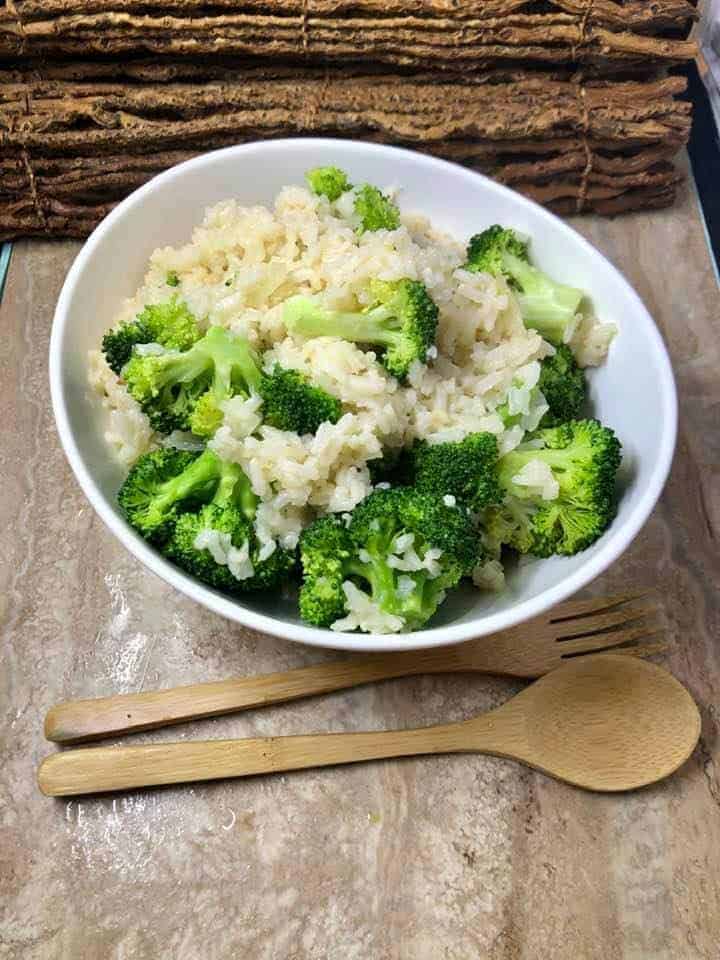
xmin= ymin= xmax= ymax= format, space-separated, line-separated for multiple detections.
xmin=1 ymin=165 xmax=719 ymax=958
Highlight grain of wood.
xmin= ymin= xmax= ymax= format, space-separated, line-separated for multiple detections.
xmin=0 ymin=0 xmax=698 ymax=29
xmin=1 ymin=72 xmax=689 ymax=147
xmin=0 ymin=67 xmax=692 ymax=238
xmin=0 ymin=182 xmax=682 ymax=241
xmin=0 ymin=1 xmax=697 ymax=67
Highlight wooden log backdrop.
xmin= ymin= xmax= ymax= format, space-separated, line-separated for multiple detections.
xmin=0 ymin=0 xmax=699 ymax=239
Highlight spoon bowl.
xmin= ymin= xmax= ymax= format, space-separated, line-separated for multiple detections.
xmin=483 ymin=654 xmax=701 ymax=791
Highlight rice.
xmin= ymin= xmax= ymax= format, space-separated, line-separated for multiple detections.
xmin=569 ymin=311 xmax=617 ymax=367
xmin=253 ymin=496 xmax=307 ymax=556
xmin=331 ymin=581 xmax=405 ymax=634
xmin=510 ymin=459 xmax=560 ymax=501
xmin=87 ymin=350 xmax=155 ymax=466
xmin=193 ymin=529 xmax=255 ymax=581
xmin=91 ymin=180 xmax=616 ymax=607
xmin=211 ymin=413 xmax=382 ymax=513
xmin=472 ymin=558 xmax=506 ymax=592
xmin=262 ymin=335 xmax=405 ymax=446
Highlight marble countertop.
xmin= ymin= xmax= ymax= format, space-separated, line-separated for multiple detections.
xmin=1 ymin=159 xmax=718 ymax=959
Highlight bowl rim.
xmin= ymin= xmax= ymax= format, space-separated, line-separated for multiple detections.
xmin=49 ymin=137 xmax=678 ymax=652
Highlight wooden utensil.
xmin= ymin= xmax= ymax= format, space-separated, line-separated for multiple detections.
xmin=37 ymin=655 xmax=698 ymax=797
xmin=44 ymin=594 xmax=664 ymax=744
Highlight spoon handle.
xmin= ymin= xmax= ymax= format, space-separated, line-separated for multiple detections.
xmin=38 ymin=720 xmax=488 ymax=797
xmin=43 ymin=648 xmax=467 ymax=744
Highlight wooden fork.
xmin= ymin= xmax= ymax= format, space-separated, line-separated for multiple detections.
xmin=44 ymin=593 xmax=666 ymax=745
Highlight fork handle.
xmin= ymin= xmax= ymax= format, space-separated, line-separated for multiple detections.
xmin=44 ymin=647 xmax=467 ymax=744
xmin=38 ymin=722 xmax=476 ymax=796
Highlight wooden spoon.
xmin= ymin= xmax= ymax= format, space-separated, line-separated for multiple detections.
xmin=37 ymin=655 xmax=700 ymax=797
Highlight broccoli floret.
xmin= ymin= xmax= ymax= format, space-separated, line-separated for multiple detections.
xmin=298 ymin=487 xmax=482 ymax=631
xmin=125 ymin=323 xmax=343 ymax=437
xmin=102 ymin=297 xmax=201 ymax=374
xmin=103 ymin=322 xmax=152 ymax=376
xmin=118 ymin=447 xmax=254 ymax=543
xmin=166 ymin=271 xmax=180 ymax=287
xmin=168 ymin=505 xmax=295 ymax=594
xmin=259 ymin=366 xmax=342 ymax=434
xmin=482 ymin=419 xmax=621 ymax=557
xmin=305 ymin=165 xmax=352 ymax=202
xmin=297 ymin=516 xmax=354 ymax=626
xmin=466 ymin=225 xmax=584 ymax=345
xmin=304 ymin=166 xmax=400 ymax=233
xmin=119 ymin=447 xmax=294 ymax=591
xmin=353 ymin=184 xmax=400 ymax=233
xmin=167 ymin=503 xmax=255 ymax=592
xmin=538 ymin=344 xmax=587 ymax=427
xmin=283 ymin=279 xmax=439 ymax=381
xmin=123 ymin=325 xmax=261 ymax=435
xmin=409 ymin=432 xmax=501 ymax=511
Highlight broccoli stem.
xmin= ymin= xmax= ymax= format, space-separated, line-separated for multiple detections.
xmin=211 ymin=459 xmax=257 ymax=520
xmin=403 ymin=578 xmax=444 ymax=625
xmin=358 ymin=557 xmax=400 ymax=612
xmin=203 ymin=326 xmax=262 ymax=398
xmin=154 ymin=351 xmax=214 ymax=392
xmin=500 ymin=444 xmax=589 ymax=491
xmin=504 ymin=252 xmax=583 ymax=341
xmin=292 ymin=304 xmax=399 ymax=347
xmin=149 ymin=449 xmax=222 ymax=517
xmin=497 ymin=448 xmax=570 ymax=498
xmin=139 ymin=449 xmax=257 ymax=523
xmin=344 ymin=551 xmax=401 ymax=611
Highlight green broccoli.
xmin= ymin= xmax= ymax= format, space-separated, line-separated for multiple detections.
xmin=118 ymin=447 xmax=255 ymax=543
xmin=123 ymin=325 xmax=261 ymax=435
xmin=167 ymin=494 xmax=295 ymax=594
xmin=124 ymin=321 xmax=345 ymax=437
xmin=297 ymin=515 xmax=355 ymax=627
xmin=166 ymin=271 xmax=180 ymax=287
xmin=259 ymin=366 xmax=342 ymax=434
xmin=102 ymin=297 xmax=201 ymax=375
xmin=298 ymin=487 xmax=481 ymax=631
xmin=304 ymin=166 xmax=400 ymax=233
xmin=305 ymin=165 xmax=352 ymax=202
xmin=283 ymin=279 xmax=439 ymax=380
xmin=353 ymin=184 xmax=400 ymax=233
xmin=465 ymin=225 xmax=584 ymax=345
xmin=119 ymin=447 xmax=293 ymax=591
xmin=482 ymin=419 xmax=621 ymax=557
xmin=409 ymin=432 xmax=501 ymax=511
xmin=538 ymin=344 xmax=587 ymax=427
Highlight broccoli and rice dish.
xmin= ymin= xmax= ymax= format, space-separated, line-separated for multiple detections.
xmin=89 ymin=165 xmax=621 ymax=634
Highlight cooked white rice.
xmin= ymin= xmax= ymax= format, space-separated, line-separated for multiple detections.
xmin=88 ymin=350 xmax=155 ymax=466
xmin=193 ymin=528 xmax=255 ymax=581
xmin=92 ymin=182 xmax=615 ymax=571
xmin=330 ymin=581 xmax=406 ymax=634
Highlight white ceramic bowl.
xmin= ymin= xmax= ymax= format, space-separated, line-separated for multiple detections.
xmin=50 ymin=138 xmax=677 ymax=652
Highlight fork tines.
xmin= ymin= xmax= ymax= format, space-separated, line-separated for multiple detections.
xmin=551 ymin=593 xmax=668 ymax=659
